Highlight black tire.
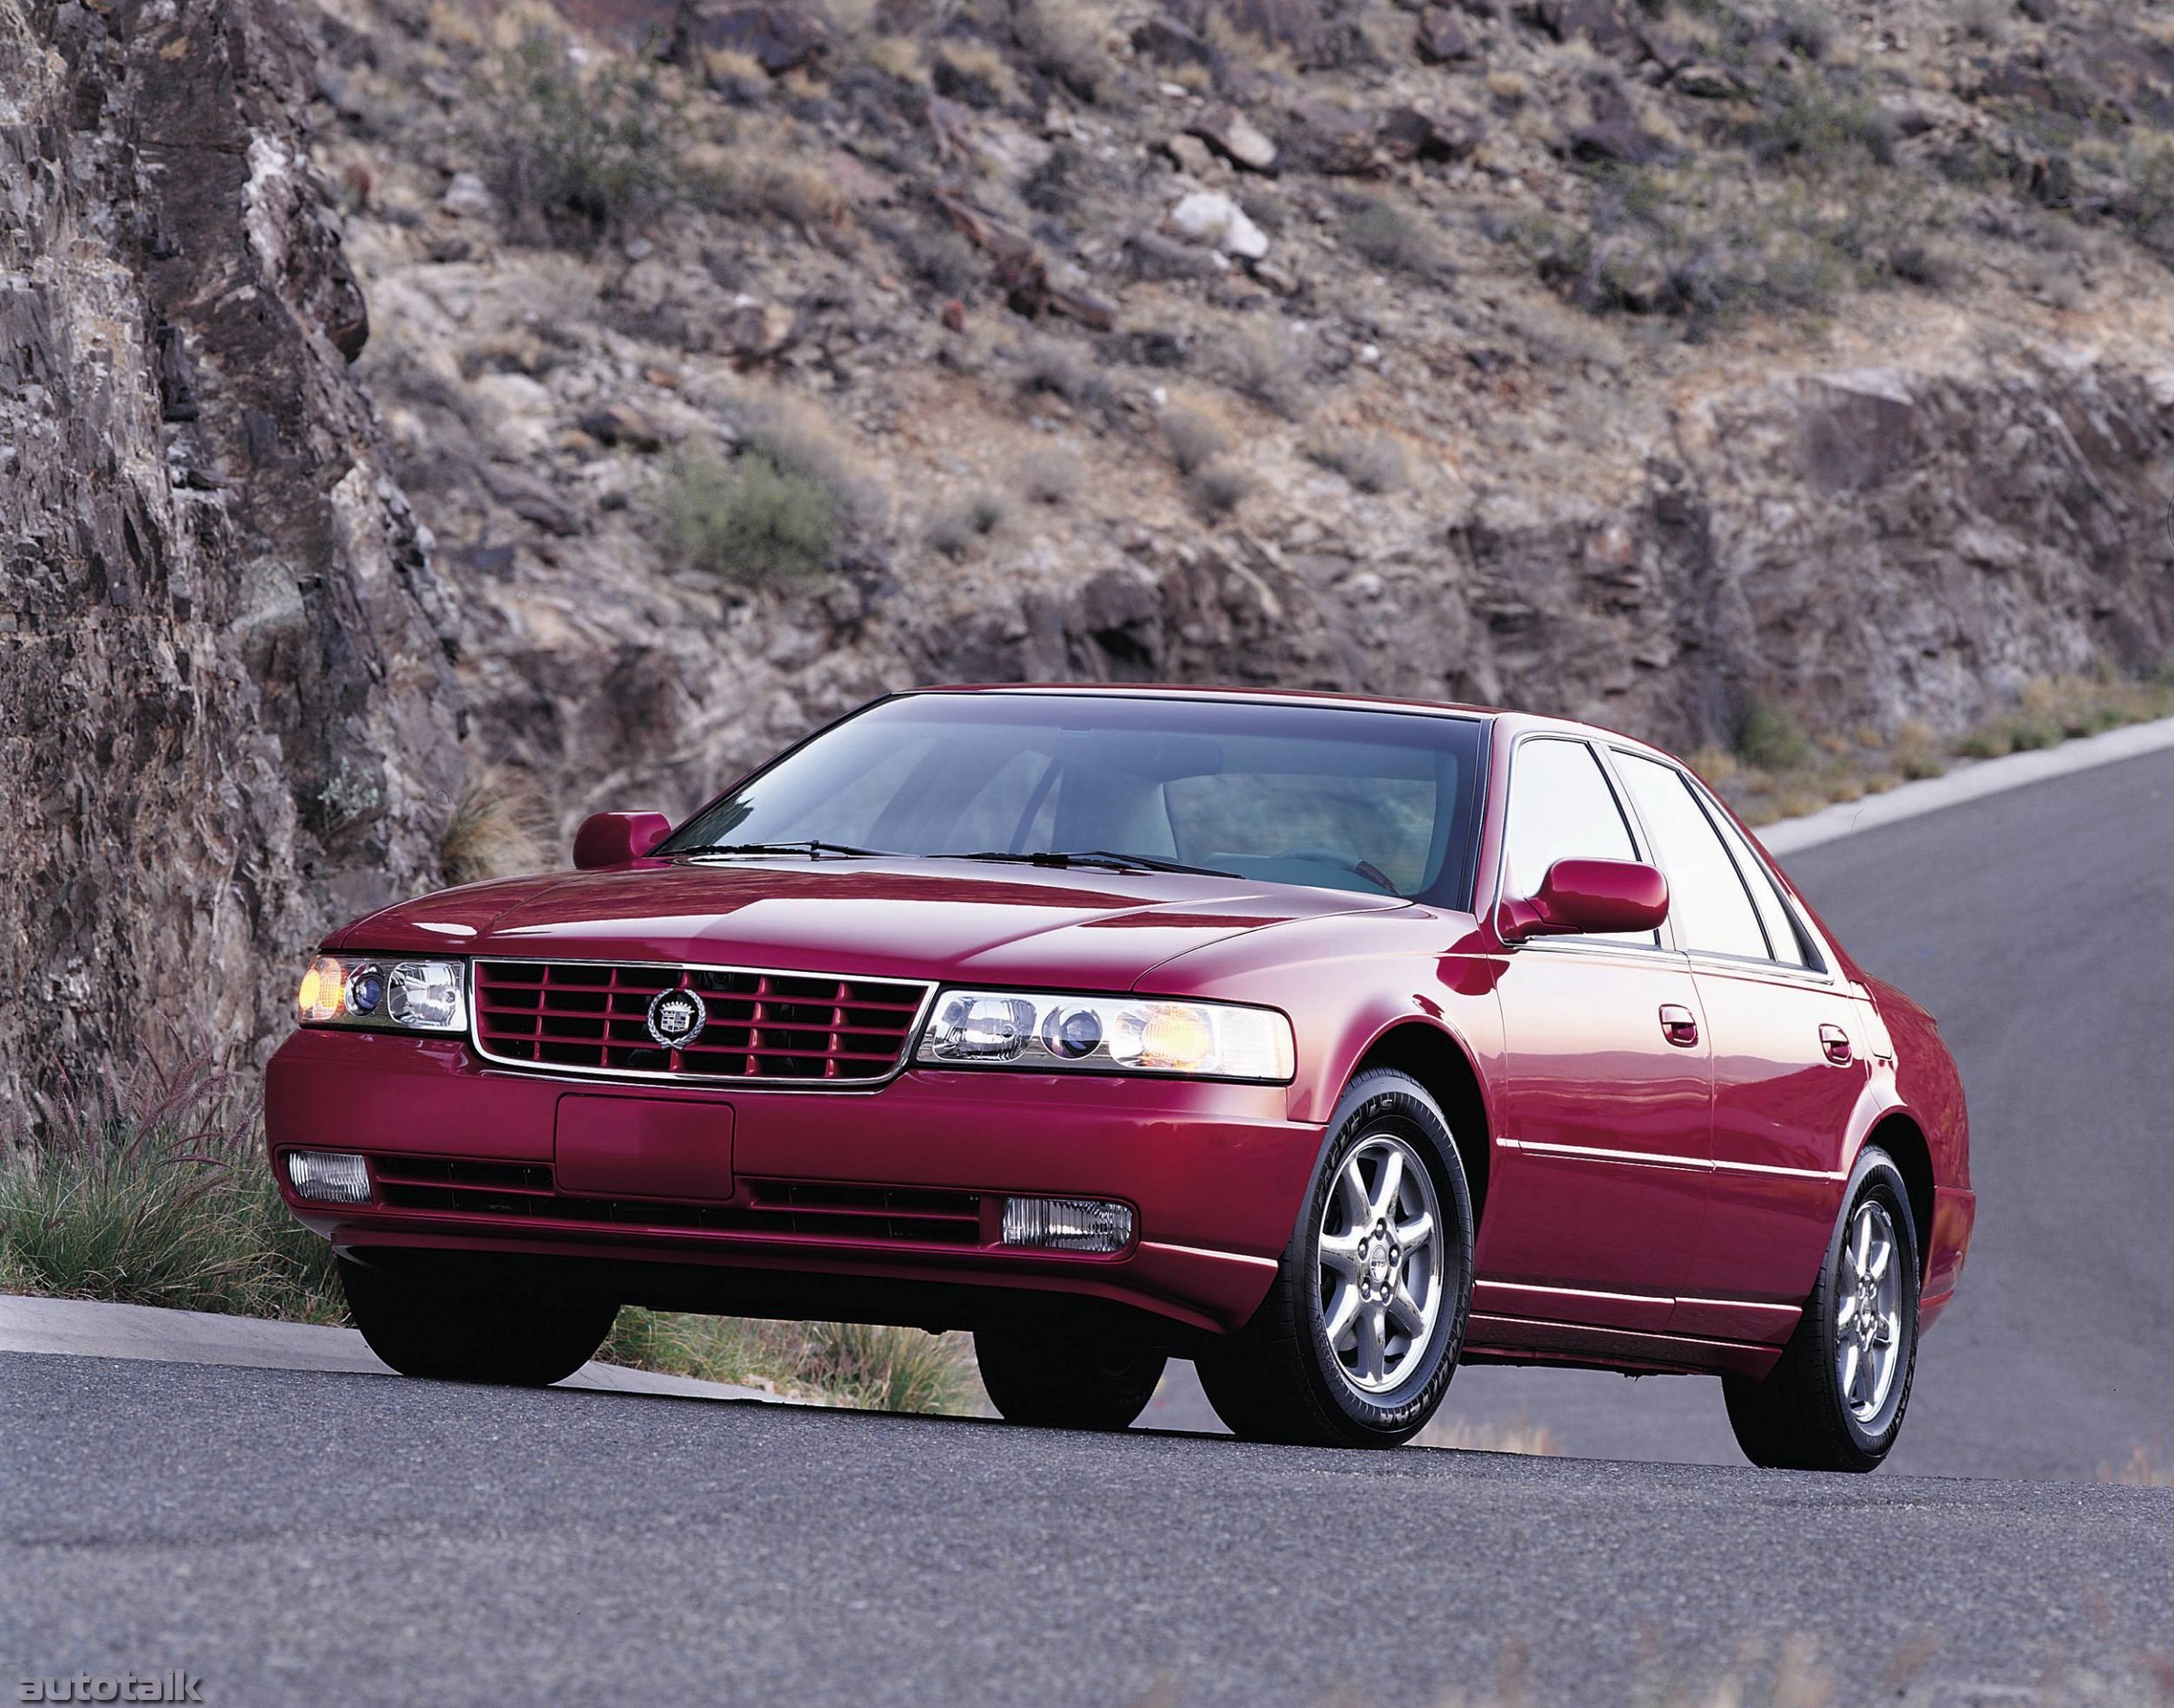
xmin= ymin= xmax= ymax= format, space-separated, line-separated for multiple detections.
xmin=338 ymin=1252 xmax=617 ymax=1387
xmin=1196 ymin=1068 xmax=1475 ymax=1448
xmin=1724 ymin=1146 xmax=1920 ymax=1473
xmin=975 ymin=1321 xmax=1167 ymax=1430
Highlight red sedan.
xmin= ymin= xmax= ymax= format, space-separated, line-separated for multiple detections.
xmin=267 ymin=687 xmax=1972 ymax=1469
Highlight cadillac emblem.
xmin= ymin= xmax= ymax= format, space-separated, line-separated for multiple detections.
xmin=646 ymin=986 xmax=707 ymax=1050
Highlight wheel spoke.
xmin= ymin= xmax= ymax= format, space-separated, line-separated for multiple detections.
xmin=1393 ymin=1212 xmax=1434 ymax=1255
xmin=1387 ymin=1279 xmax=1430 ymax=1340
xmin=1335 ymin=1157 xmax=1371 ymax=1233
xmin=1866 ymin=1233 xmax=1891 ymax=1282
xmin=1323 ymin=1281 xmax=1361 ymax=1348
xmin=1318 ymin=1231 xmax=1362 ymax=1279
xmin=1840 ymin=1341 xmax=1862 ymax=1406
xmin=1353 ymin=1305 xmax=1387 ymax=1384
xmin=1367 ymin=1147 xmax=1406 ymax=1226
xmin=1852 ymin=1210 xmax=1873 ymax=1277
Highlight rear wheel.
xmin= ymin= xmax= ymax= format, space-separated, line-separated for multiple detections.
xmin=1724 ymin=1147 xmax=1920 ymax=1473
xmin=975 ymin=1321 xmax=1167 ymax=1430
xmin=1197 ymin=1069 xmax=1474 ymax=1447
xmin=339 ymin=1252 xmax=617 ymax=1387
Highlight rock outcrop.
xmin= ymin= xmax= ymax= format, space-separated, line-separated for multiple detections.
xmin=0 ymin=0 xmax=462 ymax=1107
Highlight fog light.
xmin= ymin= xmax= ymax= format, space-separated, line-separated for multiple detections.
xmin=286 ymin=1149 xmax=371 ymax=1205
xmin=1001 ymin=1196 xmax=1134 ymax=1253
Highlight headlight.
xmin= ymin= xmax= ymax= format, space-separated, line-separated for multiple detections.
xmin=916 ymin=990 xmax=1294 ymax=1082
xmin=295 ymin=954 xmax=467 ymax=1034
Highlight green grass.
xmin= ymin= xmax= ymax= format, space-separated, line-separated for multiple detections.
xmin=0 ymin=1059 xmax=980 ymax=1416
xmin=0 ymin=1060 xmax=341 ymax=1322
xmin=665 ymin=446 xmax=840 ymax=588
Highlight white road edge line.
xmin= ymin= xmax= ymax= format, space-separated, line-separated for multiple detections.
xmin=0 ymin=1292 xmax=779 ymax=1404
xmin=1757 ymin=713 xmax=2174 ymax=857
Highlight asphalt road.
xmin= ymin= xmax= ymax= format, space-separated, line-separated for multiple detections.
xmin=1150 ymin=744 xmax=2174 ymax=1481
xmin=7 ymin=749 xmax=2174 ymax=1705
xmin=5 ymin=1352 xmax=2170 ymax=1708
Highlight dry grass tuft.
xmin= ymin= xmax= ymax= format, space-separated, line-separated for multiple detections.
xmin=1305 ymin=427 xmax=1409 ymax=494
xmin=1413 ymin=1413 xmax=1562 ymax=1455
xmin=1220 ymin=324 xmax=1311 ymax=420
xmin=1020 ymin=447 xmax=1083 ymax=505
xmin=2102 ymin=1441 xmax=2174 ymax=1487
xmin=1161 ymin=403 xmax=1232 ymax=475
xmin=599 ymin=1310 xmax=981 ymax=1414
xmin=441 ymin=764 xmax=550 ymax=886
xmin=1188 ymin=458 xmax=1251 ymax=518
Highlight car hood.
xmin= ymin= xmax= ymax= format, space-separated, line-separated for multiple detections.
xmin=326 ymin=858 xmax=1409 ymax=990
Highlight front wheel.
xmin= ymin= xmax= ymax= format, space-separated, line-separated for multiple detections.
xmin=1196 ymin=1068 xmax=1475 ymax=1447
xmin=1724 ymin=1146 xmax=1920 ymax=1473
xmin=339 ymin=1252 xmax=617 ymax=1387
xmin=975 ymin=1321 xmax=1167 ymax=1430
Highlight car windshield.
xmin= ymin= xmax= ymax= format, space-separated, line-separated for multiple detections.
xmin=660 ymin=693 xmax=1489 ymax=905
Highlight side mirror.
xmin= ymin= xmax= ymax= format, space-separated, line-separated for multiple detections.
xmin=1498 ymin=858 xmax=1669 ymax=944
xmin=572 ymin=811 xmax=673 ymax=870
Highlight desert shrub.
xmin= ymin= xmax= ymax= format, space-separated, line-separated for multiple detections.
xmin=1741 ymin=77 xmax=1897 ymax=174
xmin=893 ymin=220 xmax=979 ymax=295
xmin=441 ymin=764 xmax=550 ymax=886
xmin=1188 ymin=458 xmax=1251 ymax=517
xmin=0 ymin=1060 xmax=341 ymax=1323
xmin=1219 ymin=325 xmax=1309 ymax=419
xmin=1021 ymin=447 xmax=1082 ymax=504
xmin=666 ymin=448 xmax=839 ymax=587
xmin=1021 ymin=337 xmax=1111 ymax=408
xmin=1738 ymin=701 xmax=1812 ymax=772
xmin=1160 ymin=405 xmax=1230 ymax=475
xmin=1007 ymin=0 xmax=1112 ymax=101
xmin=491 ymin=33 xmax=677 ymax=249
xmin=1344 ymin=198 xmax=1444 ymax=278
xmin=1305 ymin=427 xmax=1408 ymax=493
xmin=926 ymin=493 xmax=1006 ymax=556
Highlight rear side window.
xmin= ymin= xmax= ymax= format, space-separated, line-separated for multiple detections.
xmin=1612 ymin=753 xmax=1769 ymax=961
xmin=1709 ymin=806 xmax=1815 ymax=970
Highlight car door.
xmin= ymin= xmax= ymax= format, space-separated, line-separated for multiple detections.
xmin=1481 ymin=736 xmax=1714 ymax=1333
xmin=1607 ymin=752 xmax=1868 ymax=1339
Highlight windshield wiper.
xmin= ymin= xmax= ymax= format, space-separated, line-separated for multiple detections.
xmin=938 ymin=849 xmax=1237 ymax=878
xmin=674 ymin=840 xmax=889 ymax=860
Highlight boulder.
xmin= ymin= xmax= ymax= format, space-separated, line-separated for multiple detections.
xmin=1169 ymin=189 xmax=1271 ymax=259
xmin=1415 ymin=8 xmax=1474 ymax=62
xmin=671 ymin=2 xmax=829 ymax=76
xmin=441 ymin=172 xmax=496 ymax=219
xmin=1568 ymin=121 xmax=1659 ymax=165
xmin=1285 ymin=99 xmax=1380 ymax=175
xmin=1188 ymin=105 xmax=1280 ymax=172
xmin=1166 ymin=133 xmax=1219 ymax=178
xmin=1131 ymin=16 xmax=1217 ymax=68
xmin=1379 ymin=104 xmax=1484 ymax=163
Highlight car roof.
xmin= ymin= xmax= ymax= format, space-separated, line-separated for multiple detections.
xmin=909 ymin=683 xmax=1680 ymax=763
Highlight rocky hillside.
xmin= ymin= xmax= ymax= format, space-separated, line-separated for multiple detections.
xmin=8 ymin=0 xmax=2174 ymax=1092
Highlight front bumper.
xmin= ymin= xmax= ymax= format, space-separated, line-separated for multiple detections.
xmin=265 ymin=1028 xmax=1321 ymax=1336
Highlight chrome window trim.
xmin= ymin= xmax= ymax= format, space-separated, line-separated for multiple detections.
xmin=467 ymin=956 xmax=939 ymax=1093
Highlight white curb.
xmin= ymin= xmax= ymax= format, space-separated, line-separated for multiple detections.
xmin=0 ymin=1292 xmax=777 ymax=1403
xmin=1758 ymin=713 xmax=2174 ymax=856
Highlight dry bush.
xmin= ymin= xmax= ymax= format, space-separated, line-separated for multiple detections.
xmin=1021 ymin=337 xmax=1111 ymax=408
xmin=1188 ymin=458 xmax=1251 ymax=518
xmin=441 ymin=765 xmax=550 ymax=886
xmin=1220 ymin=324 xmax=1309 ymax=419
xmin=926 ymin=493 xmax=1006 ymax=556
xmin=1161 ymin=404 xmax=1231 ymax=475
xmin=1344 ymin=198 xmax=1445 ymax=279
xmin=933 ymin=39 xmax=1019 ymax=107
xmin=1021 ymin=447 xmax=1082 ymax=504
xmin=1305 ymin=427 xmax=1408 ymax=494
xmin=1007 ymin=0 xmax=1113 ymax=101
xmin=2102 ymin=1441 xmax=2174 ymax=1486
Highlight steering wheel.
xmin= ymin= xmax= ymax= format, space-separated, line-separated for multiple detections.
xmin=1277 ymin=849 xmax=1400 ymax=895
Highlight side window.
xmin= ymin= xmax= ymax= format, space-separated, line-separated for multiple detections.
xmin=1612 ymin=753 xmax=1770 ymax=961
xmin=1502 ymin=739 xmax=1657 ymax=946
xmin=1709 ymin=807 xmax=1815 ymax=970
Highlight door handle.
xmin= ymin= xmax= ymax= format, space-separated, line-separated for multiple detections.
xmin=1659 ymin=1004 xmax=1699 ymax=1048
xmin=1820 ymin=1022 xmax=1852 ymax=1066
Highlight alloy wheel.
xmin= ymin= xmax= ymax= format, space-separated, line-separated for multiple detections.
xmin=1315 ymin=1131 xmax=1447 ymax=1396
xmin=1835 ymin=1200 xmax=1903 ymax=1422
